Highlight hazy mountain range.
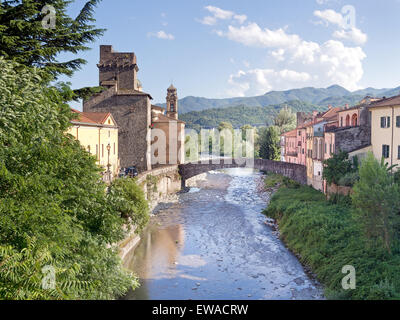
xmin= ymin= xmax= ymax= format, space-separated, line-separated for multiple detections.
xmin=157 ymin=85 xmax=400 ymax=115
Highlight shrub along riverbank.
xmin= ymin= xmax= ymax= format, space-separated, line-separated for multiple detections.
xmin=263 ymin=173 xmax=400 ymax=300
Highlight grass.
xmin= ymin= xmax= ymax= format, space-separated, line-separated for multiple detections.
xmin=264 ymin=182 xmax=400 ymax=300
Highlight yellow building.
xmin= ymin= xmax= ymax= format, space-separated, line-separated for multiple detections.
xmin=67 ymin=109 xmax=120 ymax=180
xmin=369 ymin=95 xmax=400 ymax=168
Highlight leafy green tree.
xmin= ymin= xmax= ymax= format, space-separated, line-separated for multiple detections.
xmin=218 ymin=122 xmax=233 ymax=157
xmin=323 ymin=151 xmax=354 ymax=186
xmin=0 ymin=0 xmax=105 ymax=78
xmin=258 ymin=126 xmax=280 ymax=160
xmin=351 ymin=152 xmax=400 ymax=253
xmin=0 ymin=58 xmax=138 ymax=299
xmin=274 ymin=106 xmax=296 ymax=134
xmin=109 ymin=178 xmax=149 ymax=234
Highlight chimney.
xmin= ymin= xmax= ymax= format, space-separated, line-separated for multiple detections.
xmin=345 ymin=104 xmax=349 ymax=109
xmin=328 ymin=105 xmax=332 ymax=110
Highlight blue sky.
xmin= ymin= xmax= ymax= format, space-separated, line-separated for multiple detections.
xmin=62 ymin=0 xmax=400 ymax=106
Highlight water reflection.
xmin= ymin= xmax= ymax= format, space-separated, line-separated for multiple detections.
xmin=123 ymin=168 xmax=323 ymax=300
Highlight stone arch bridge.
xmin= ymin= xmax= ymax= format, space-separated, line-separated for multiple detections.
xmin=178 ymin=158 xmax=307 ymax=187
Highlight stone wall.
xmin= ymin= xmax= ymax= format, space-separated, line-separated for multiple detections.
xmin=333 ymin=106 xmax=371 ymax=154
xmin=254 ymin=159 xmax=307 ymax=185
xmin=136 ymin=165 xmax=182 ymax=211
xmin=83 ymin=93 xmax=152 ymax=172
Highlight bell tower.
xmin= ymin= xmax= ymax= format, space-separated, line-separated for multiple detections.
xmin=166 ymin=84 xmax=178 ymax=119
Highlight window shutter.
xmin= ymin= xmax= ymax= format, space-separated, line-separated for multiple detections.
xmin=381 ymin=117 xmax=385 ymax=128
xmin=397 ymin=116 xmax=400 ymax=128
xmin=387 ymin=117 xmax=391 ymax=128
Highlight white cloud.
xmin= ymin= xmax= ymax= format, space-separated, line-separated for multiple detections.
xmin=199 ymin=6 xmax=247 ymax=26
xmin=200 ymin=7 xmax=367 ymax=96
xmin=313 ymin=9 xmax=367 ymax=45
xmin=314 ymin=9 xmax=344 ymax=27
xmin=271 ymin=49 xmax=286 ymax=62
xmin=148 ymin=30 xmax=175 ymax=40
xmin=333 ymin=27 xmax=367 ymax=46
xmin=228 ymin=69 xmax=311 ymax=97
xmin=220 ymin=23 xmax=301 ymax=48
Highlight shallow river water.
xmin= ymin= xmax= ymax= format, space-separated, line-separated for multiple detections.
xmin=123 ymin=168 xmax=323 ymax=300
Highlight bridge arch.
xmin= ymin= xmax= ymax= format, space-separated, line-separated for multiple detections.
xmin=178 ymin=158 xmax=307 ymax=187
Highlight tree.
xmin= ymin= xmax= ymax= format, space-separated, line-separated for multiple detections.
xmin=274 ymin=106 xmax=296 ymax=134
xmin=218 ymin=122 xmax=234 ymax=157
xmin=258 ymin=126 xmax=280 ymax=161
xmin=0 ymin=58 xmax=139 ymax=299
xmin=0 ymin=0 xmax=105 ymax=78
xmin=323 ymin=151 xmax=354 ymax=186
xmin=109 ymin=178 xmax=149 ymax=234
xmin=351 ymin=152 xmax=400 ymax=253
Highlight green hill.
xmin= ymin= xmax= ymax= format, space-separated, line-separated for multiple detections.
xmin=180 ymin=100 xmax=326 ymax=130
xmin=156 ymin=85 xmax=400 ymax=114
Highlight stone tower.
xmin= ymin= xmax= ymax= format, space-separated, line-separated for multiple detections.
xmin=98 ymin=45 xmax=140 ymax=91
xmin=84 ymin=45 xmax=153 ymax=172
xmin=166 ymin=84 xmax=178 ymax=120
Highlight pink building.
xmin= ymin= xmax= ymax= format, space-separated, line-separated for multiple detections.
xmin=296 ymin=127 xmax=307 ymax=166
xmin=283 ymin=129 xmax=298 ymax=164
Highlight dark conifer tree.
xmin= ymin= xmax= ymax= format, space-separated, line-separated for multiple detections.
xmin=0 ymin=0 xmax=105 ymax=78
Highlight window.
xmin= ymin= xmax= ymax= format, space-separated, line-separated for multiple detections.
xmin=397 ymin=116 xmax=400 ymax=128
xmin=381 ymin=116 xmax=391 ymax=128
xmin=398 ymin=146 xmax=400 ymax=160
xmin=381 ymin=116 xmax=386 ymax=128
xmin=108 ymin=130 xmax=110 ymax=138
xmin=102 ymin=144 xmax=104 ymax=158
xmin=340 ymin=117 xmax=343 ymax=127
xmin=96 ymin=145 xmax=98 ymax=159
xmin=351 ymin=114 xmax=358 ymax=126
xmin=382 ymin=145 xmax=390 ymax=159
xmin=87 ymin=145 xmax=91 ymax=154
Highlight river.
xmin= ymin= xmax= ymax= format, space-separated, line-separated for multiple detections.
xmin=122 ymin=168 xmax=323 ymax=300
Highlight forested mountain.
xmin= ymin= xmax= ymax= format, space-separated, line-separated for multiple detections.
xmin=156 ymin=85 xmax=400 ymax=114
xmin=180 ymin=100 xmax=326 ymax=130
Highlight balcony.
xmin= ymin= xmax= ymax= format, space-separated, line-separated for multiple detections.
xmin=286 ymin=152 xmax=298 ymax=157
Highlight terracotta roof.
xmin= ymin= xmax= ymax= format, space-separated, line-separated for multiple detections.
xmin=151 ymin=105 xmax=164 ymax=111
xmin=283 ymin=129 xmax=297 ymax=137
xmin=70 ymin=109 xmax=117 ymax=126
xmin=338 ymin=105 xmax=361 ymax=113
xmin=116 ymin=89 xmax=153 ymax=100
xmin=369 ymin=95 xmax=400 ymax=108
xmin=152 ymin=113 xmax=185 ymax=124
xmin=320 ymin=107 xmax=341 ymax=119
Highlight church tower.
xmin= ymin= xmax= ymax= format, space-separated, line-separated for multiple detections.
xmin=166 ymin=84 xmax=178 ymax=120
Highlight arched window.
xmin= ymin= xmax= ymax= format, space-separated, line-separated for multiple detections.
xmin=352 ymin=113 xmax=358 ymax=126
xmin=346 ymin=115 xmax=350 ymax=127
xmin=170 ymin=103 xmax=175 ymax=112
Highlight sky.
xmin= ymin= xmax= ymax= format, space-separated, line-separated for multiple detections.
xmin=61 ymin=0 xmax=400 ymax=106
